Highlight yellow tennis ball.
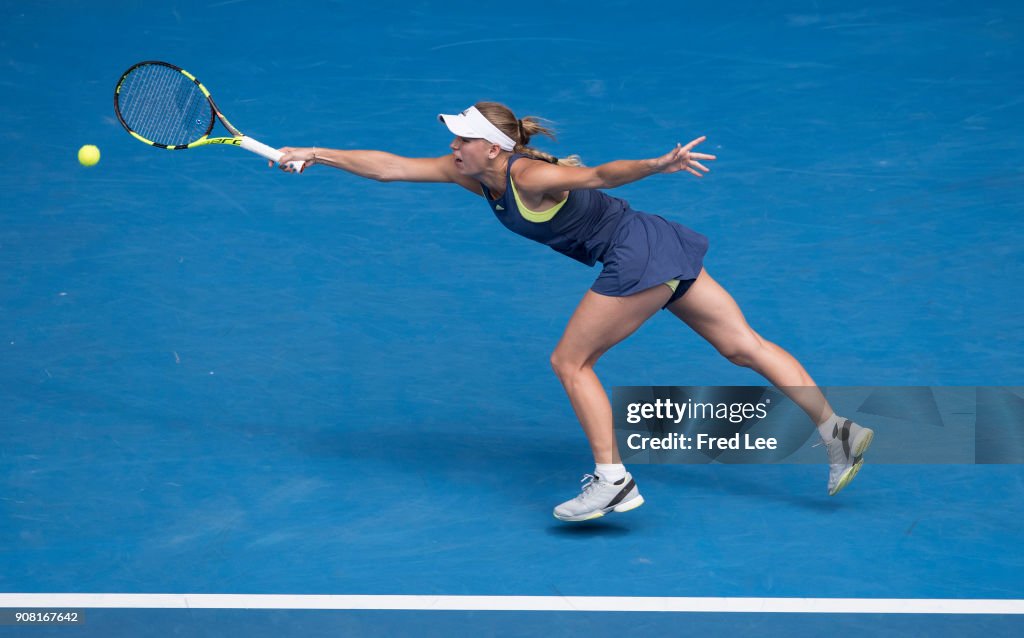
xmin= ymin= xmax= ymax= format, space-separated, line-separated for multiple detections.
xmin=78 ymin=144 xmax=100 ymax=167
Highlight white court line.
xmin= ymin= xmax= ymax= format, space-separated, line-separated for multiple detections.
xmin=0 ymin=595 xmax=1022 ymax=614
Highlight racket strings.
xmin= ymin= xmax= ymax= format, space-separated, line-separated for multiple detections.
xmin=117 ymin=64 xmax=214 ymax=146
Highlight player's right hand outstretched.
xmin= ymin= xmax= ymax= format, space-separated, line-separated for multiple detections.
xmin=271 ymin=147 xmax=317 ymax=173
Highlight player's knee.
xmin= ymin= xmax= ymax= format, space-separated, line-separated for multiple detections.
xmin=550 ymin=350 xmax=585 ymax=381
xmin=550 ymin=350 xmax=570 ymax=379
xmin=719 ymin=334 xmax=765 ymax=369
xmin=723 ymin=350 xmax=754 ymax=368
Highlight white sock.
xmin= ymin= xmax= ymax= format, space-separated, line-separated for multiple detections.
xmin=817 ymin=413 xmax=841 ymax=442
xmin=595 ymin=463 xmax=627 ymax=483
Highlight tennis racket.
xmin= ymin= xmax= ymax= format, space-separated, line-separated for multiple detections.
xmin=114 ymin=60 xmax=302 ymax=171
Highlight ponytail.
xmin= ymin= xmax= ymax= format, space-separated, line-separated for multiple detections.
xmin=473 ymin=101 xmax=584 ymax=167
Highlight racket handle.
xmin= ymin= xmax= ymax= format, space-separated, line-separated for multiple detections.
xmin=239 ymin=136 xmax=305 ymax=172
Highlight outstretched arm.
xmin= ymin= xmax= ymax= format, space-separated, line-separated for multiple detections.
xmin=269 ymin=147 xmax=483 ymax=194
xmin=515 ymin=136 xmax=716 ymax=195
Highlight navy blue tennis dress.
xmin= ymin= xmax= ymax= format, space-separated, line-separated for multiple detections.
xmin=479 ymin=154 xmax=709 ymax=308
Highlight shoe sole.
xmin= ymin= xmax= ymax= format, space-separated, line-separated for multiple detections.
xmin=614 ymin=494 xmax=645 ymax=513
xmin=852 ymin=428 xmax=874 ymax=458
xmin=829 ymin=428 xmax=874 ymax=496
xmin=553 ymin=494 xmax=645 ymax=522
xmin=829 ymin=459 xmax=863 ymax=496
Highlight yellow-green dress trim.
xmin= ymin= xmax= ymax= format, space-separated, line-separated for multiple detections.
xmin=509 ymin=177 xmax=567 ymax=222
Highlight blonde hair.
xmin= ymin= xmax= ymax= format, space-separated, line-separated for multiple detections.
xmin=473 ymin=101 xmax=583 ymax=167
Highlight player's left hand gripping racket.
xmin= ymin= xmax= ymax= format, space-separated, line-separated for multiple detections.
xmin=114 ymin=60 xmax=302 ymax=171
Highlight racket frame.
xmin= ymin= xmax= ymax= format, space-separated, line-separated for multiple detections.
xmin=114 ymin=60 xmax=298 ymax=169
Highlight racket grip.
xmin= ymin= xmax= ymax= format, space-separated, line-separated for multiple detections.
xmin=239 ymin=136 xmax=305 ymax=172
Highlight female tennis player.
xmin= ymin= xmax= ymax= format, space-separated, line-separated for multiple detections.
xmin=272 ymin=102 xmax=873 ymax=522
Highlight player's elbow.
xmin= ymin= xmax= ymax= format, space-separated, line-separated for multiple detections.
xmin=372 ymin=164 xmax=402 ymax=182
xmin=591 ymin=167 xmax=615 ymax=189
xmin=362 ymin=154 xmax=404 ymax=182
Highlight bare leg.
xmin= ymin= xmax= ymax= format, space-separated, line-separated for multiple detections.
xmin=551 ymin=285 xmax=674 ymax=464
xmin=667 ymin=269 xmax=833 ymax=426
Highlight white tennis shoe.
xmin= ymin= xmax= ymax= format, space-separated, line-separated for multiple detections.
xmin=553 ymin=472 xmax=645 ymax=522
xmin=818 ymin=418 xmax=874 ymax=496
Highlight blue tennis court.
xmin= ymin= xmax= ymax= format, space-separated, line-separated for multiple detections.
xmin=1 ymin=0 xmax=1022 ymax=635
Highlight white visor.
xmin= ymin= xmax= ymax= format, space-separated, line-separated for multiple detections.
xmin=438 ymin=106 xmax=517 ymax=152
